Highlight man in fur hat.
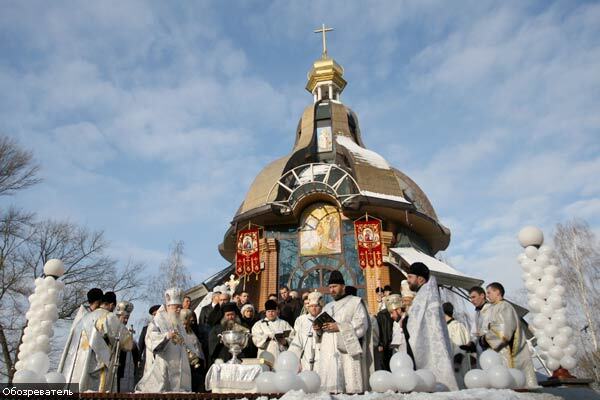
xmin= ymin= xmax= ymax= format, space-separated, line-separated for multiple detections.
xmin=251 ymin=299 xmax=294 ymax=362
xmin=315 ymin=270 xmax=373 ymax=393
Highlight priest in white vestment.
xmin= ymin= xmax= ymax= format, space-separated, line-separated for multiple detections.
xmin=483 ymin=282 xmax=537 ymax=388
xmin=66 ymin=291 xmax=133 ymax=391
xmin=136 ymin=288 xmax=194 ymax=393
xmin=289 ymin=291 xmax=323 ymax=371
xmin=405 ymin=262 xmax=458 ymax=391
xmin=251 ymin=300 xmax=294 ymax=362
xmin=442 ymin=302 xmax=471 ymax=389
xmin=315 ymin=271 xmax=373 ymax=393
xmin=58 ymin=288 xmax=103 ymax=383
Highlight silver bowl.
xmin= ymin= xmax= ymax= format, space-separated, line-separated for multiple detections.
xmin=218 ymin=329 xmax=250 ymax=364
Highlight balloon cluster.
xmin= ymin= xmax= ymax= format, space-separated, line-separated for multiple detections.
xmin=369 ymin=352 xmax=441 ymax=393
xmin=517 ymin=226 xmax=577 ymax=372
xmin=464 ymin=349 xmax=526 ymax=389
xmin=13 ymin=259 xmax=66 ymax=384
xmin=254 ymin=351 xmax=321 ymax=394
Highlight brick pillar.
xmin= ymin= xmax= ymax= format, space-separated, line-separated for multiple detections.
xmin=363 ymin=230 xmax=394 ymax=314
xmin=258 ymin=238 xmax=278 ymax=311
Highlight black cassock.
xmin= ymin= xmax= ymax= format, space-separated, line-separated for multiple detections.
xmin=375 ymin=309 xmax=393 ymax=371
xmin=208 ymin=324 xmax=232 ymax=363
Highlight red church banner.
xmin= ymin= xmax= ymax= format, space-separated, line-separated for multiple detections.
xmin=236 ymin=227 xmax=260 ymax=276
xmin=354 ymin=219 xmax=383 ymax=268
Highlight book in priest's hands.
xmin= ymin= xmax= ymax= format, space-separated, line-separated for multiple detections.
xmin=313 ymin=311 xmax=336 ymax=328
xmin=274 ymin=330 xmax=292 ymax=339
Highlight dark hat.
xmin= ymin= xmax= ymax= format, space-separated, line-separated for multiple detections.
xmin=87 ymin=288 xmax=103 ymax=303
xmin=102 ymin=291 xmax=117 ymax=305
xmin=375 ymin=287 xmax=384 ymax=294
xmin=442 ymin=302 xmax=454 ymax=317
xmin=383 ymin=285 xmax=392 ymax=292
xmin=327 ymin=270 xmax=345 ymax=285
xmin=148 ymin=305 xmax=160 ymax=315
xmin=265 ymin=299 xmax=278 ymax=311
xmin=345 ymin=285 xmax=357 ymax=296
xmin=222 ymin=302 xmax=238 ymax=314
xmin=408 ymin=262 xmax=430 ymax=281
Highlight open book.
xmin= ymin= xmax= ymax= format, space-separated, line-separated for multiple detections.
xmin=313 ymin=311 xmax=336 ymax=329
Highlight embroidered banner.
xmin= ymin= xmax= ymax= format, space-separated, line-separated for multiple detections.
xmin=354 ymin=219 xmax=383 ymax=268
xmin=235 ymin=227 xmax=260 ymax=276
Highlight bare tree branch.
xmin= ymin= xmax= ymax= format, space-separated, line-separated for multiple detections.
xmin=0 ymin=136 xmax=41 ymax=196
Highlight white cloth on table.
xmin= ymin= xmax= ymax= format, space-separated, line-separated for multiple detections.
xmin=205 ymin=363 xmax=267 ymax=393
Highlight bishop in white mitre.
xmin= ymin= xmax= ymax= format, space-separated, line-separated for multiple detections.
xmin=136 ymin=288 xmax=194 ymax=393
xmin=315 ymin=271 xmax=373 ymax=393
xmin=483 ymin=282 xmax=537 ymax=388
xmin=251 ymin=299 xmax=294 ymax=362
xmin=405 ymin=263 xmax=458 ymax=391
xmin=62 ymin=291 xmax=133 ymax=391
xmin=289 ymin=291 xmax=323 ymax=371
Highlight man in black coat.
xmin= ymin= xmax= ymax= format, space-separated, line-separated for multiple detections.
xmin=375 ymin=303 xmax=394 ymax=370
xmin=208 ymin=302 xmax=246 ymax=364
xmin=278 ymin=286 xmax=302 ymax=326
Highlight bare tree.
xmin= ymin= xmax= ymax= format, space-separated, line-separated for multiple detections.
xmin=0 ymin=219 xmax=147 ymax=382
xmin=150 ymin=240 xmax=191 ymax=303
xmin=554 ymin=219 xmax=600 ymax=382
xmin=0 ymin=136 xmax=41 ymax=196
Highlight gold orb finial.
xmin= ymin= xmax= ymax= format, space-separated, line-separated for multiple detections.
xmin=306 ymin=24 xmax=346 ymax=100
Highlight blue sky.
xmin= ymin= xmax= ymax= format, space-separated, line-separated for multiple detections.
xmin=1 ymin=1 xmax=599 ymax=321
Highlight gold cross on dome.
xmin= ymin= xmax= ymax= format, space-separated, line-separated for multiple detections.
xmin=314 ymin=24 xmax=334 ymax=59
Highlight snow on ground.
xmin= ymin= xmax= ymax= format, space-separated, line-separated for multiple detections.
xmin=252 ymin=389 xmax=563 ymax=400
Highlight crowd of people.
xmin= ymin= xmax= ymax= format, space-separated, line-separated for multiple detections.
xmin=59 ymin=261 xmax=537 ymax=393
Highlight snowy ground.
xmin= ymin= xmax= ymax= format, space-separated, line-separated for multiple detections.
xmin=252 ymin=389 xmax=563 ymax=400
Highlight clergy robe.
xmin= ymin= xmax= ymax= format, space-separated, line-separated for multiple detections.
xmin=406 ymin=277 xmax=458 ymax=391
xmin=57 ymin=305 xmax=89 ymax=382
xmin=251 ymin=317 xmax=294 ymax=362
xmin=289 ymin=313 xmax=320 ymax=371
xmin=446 ymin=318 xmax=470 ymax=389
xmin=317 ymin=295 xmax=373 ymax=393
xmin=135 ymin=307 xmax=193 ymax=393
xmin=471 ymin=302 xmax=492 ymax=354
xmin=484 ymin=300 xmax=537 ymax=388
xmin=69 ymin=307 xmax=133 ymax=391
xmin=391 ymin=316 xmax=409 ymax=354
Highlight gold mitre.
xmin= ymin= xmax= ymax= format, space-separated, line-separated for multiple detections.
xmin=115 ymin=301 xmax=134 ymax=316
xmin=165 ymin=287 xmax=184 ymax=305
xmin=385 ymin=294 xmax=403 ymax=312
xmin=401 ymin=280 xmax=416 ymax=299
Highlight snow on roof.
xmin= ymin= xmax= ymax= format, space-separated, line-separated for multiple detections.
xmin=390 ymin=247 xmax=483 ymax=290
xmin=360 ymin=190 xmax=410 ymax=204
xmin=335 ymin=136 xmax=390 ymax=170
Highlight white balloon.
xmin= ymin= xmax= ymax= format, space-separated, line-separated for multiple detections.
xmin=413 ymin=374 xmax=427 ymax=392
xmin=34 ymin=277 xmax=44 ymax=287
xmin=535 ymin=285 xmax=550 ymax=300
xmin=551 ymin=313 xmax=567 ymax=328
xmin=479 ymin=349 xmax=502 ymax=370
xmin=540 ymin=275 xmax=555 ymax=288
xmin=545 ymin=265 xmax=560 ymax=277
xmin=546 ymin=357 xmax=560 ymax=371
xmin=43 ymin=259 xmax=65 ymax=277
xmin=564 ymin=344 xmax=577 ymax=356
xmin=255 ymin=371 xmax=278 ymax=394
xmin=517 ymin=253 xmax=528 ymax=263
xmin=26 ymin=352 xmax=50 ymax=375
xmin=415 ymin=369 xmax=436 ymax=392
xmin=533 ymin=314 xmax=549 ymax=329
xmin=525 ymin=246 xmax=539 ymax=260
xmin=464 ymin=369 xmax=489 ymax=389
xmin=538 ymin=244 xmax=553 ymax=255
xmin=530 ymin=265 xmax=544 ymax=280
xmin=273 ymin=351 xmax=299 ymax=372
xmin=553 ymin=334 xmax=569 ymax=348
xmin=536 ymin=336 xmax=552 ymax=351
xmin=258 ymin=350 xmax=275 ymax=366
xmin=389 ymin=351 xmax=414 ymax=372
xmin=45 ymin=371 xmax=66 ymax=384
xmin=550 ymin=285 xmax=565 ymax=296
xmin=14 ymin=359 xmax=25 ymax=371
xmin=525 ymin=278 xmax=540 ymax=292
xmin=541 ymin=304 xmax=555 ymax=318
xmin=13 ymin=369 xmax=43 ymax=384
xmin=393 ymin=367 xmax=418 ymax=392
xmin=543 ymin=323 xmax=558 ymax=338
xmin=560 ymin=355 xmax=577 ymax=370
xmin=518 ymin=226 xmax=544 ymax=248
xmin=527 ymin=298 xmax=543 ymax=313
xmin=521 ymin=272 xmax=531 ymax=282
xmin=559 ymin=326 xmax=573 ymax=338
xmin=536 ymin=254 xmax=550 ymax=266
xmin=274 ymin=370 xmax=303 ymax=392
xmin=297 ymin=370 xmax=321 ymax=393
xmin=548 ymin=346 xmax=564 ymax=360
xmin=369 ymin=370 xmax=395 ymax=393
xmin=488 ymin=366 xmax=513 ymax=389
xmin=43 ymin=276 xmax=55 ymax=287
xmin=508 ymin=368 xmax=526 ymax=389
